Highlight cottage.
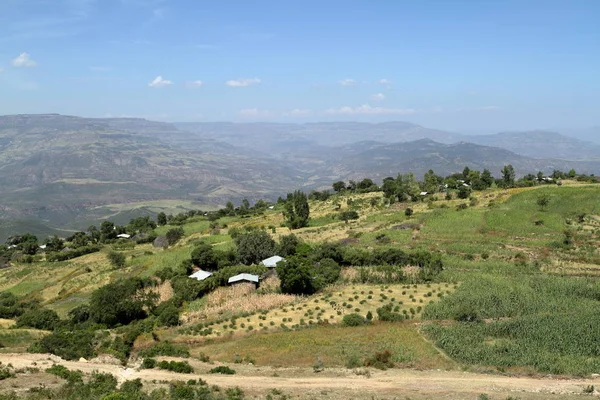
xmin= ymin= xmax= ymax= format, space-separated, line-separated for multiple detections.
xmin=39 ymin=244 xmax=47 ymax=250
xmin=117 ymin=233 xmax=131 ymax=239
xmin=227 ymin=273 xmax=259 ymax=286
xmin=419 ymin=191 xmax=428 ymax=196
xmin=268 ymin=206 xmax=275 ymax=210
xmin=261 ymin=255 xmax=285 ymax=268
xmin=189 ymin=269 xmax=213 ymax=281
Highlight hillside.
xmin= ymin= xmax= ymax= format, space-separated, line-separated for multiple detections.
xmin=0 ymin=180 xmax=599 ymax=398
xmin=0 ymin=115 xmax=307 ymax=232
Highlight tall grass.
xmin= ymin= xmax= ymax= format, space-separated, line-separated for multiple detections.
xmin=423 ymin=273 xmax=600 ymax=375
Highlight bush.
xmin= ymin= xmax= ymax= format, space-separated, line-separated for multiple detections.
xmin=29 ymin=329 xmax=97 ymax=360
xmin=339 ymin=210 xmax=359 ymax=222
xmin=404 ymin=208 xmax=413 ymax=216
xmin=16 ymin=308 xmax=60 ymax=331
xmin=157 ymin=304 xmax=180 ymax=327
xmin=137 ymin=341 xmax=190 ymax=358
xmin=165 ymin=227 xmax=185 ymax=246
xmin=342 ymin=313 xmax=366 ymax=327
xmin=209 ymin=366 xmax=236 ymax=375
xmin=107 ymin=251 xmax=126 ymax=268
xmin=45 ymin=365 xmax=83 ymax=383
xmin=141 ymin=358 xmax=156 ymax=369
xmin=157 ymin=360 xmax=194 ymax=374
xmin=46 ymin=245 xmax=101 ymax=262
xmin=364 ymin=349 xmax=394 ymax=370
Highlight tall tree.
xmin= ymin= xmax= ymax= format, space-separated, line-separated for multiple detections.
xmin=501 ymin=165 xmax=516 ymax=188
xmin=284 ymin=190 xmax=310 ymax=229
xmin=332 ymin=181 xmax=346 ymax=192
xmin=156 ymin=212 xmax=167 ymax=226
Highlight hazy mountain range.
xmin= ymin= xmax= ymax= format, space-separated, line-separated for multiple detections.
xmin=1 ymin=114 xmax=599 ymax=240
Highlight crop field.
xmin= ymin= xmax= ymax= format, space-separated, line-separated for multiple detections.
xmin=192 ymin=321 xmax=456 ymax=369
xmin=174 ymin=283 xmax=454 ymax=342
xmin=422 ymin=273 xmax=600 ymax=375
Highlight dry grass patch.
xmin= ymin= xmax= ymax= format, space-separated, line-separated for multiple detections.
xmin=181 ymin=283 xmax=298 ymax=324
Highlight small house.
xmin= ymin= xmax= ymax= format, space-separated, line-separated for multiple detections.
xmin=419 ymin=191 xmax=428 ymax=196
xmin=39 ymin=244 xmax=47 ymax=250
xmin=117 ymin=233 xmax=131 ymax=239
xmin=261 ymin=255 xmax=285 ymax=268
xmin=228 ymin=273 xmax=259 ymax=287
xmin=189 ymin=270 xmax=213 ymax=281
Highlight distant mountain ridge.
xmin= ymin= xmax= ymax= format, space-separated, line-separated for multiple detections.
xmin=1 ymin=114 xmax=599 ymax=239
xmin=466 ymin=130 xmax=600 ymax=160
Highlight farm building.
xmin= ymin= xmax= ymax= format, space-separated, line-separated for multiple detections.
xmin=189 ymin=270 xmax=213 ymax=281
xmin=228 ymin=273 xmax=259 ymax=287
xmin=261 ymin=255 xmax=285 ymax=268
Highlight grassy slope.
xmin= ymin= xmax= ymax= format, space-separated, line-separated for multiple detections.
xmin=0 ymin=182 xmax=598 ymax=375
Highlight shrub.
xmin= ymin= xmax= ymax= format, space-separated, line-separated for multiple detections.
xmin=342 ymin=313 xmax=366 ymax=327
xmin=141 ymin=358 xmax=156 ymax=369
xmin=107 ymin=251 xmax=126 ymax=268
xmin=16 ymin=308 xmax=60 ymax=331
xmin=209 ymin=366 xmax=236 ymax=375
xmin=364 ymin=349 xmax=394 ymax=370
xmin=137 ymin=341 xmax=190 ymax=358
xmin=165 ymin=227 xmax=185 ymax=245
xmin=157 ymin=360 xmax=194 ymax=374
xmin=404 ymin=208 xmax=413 ymax=216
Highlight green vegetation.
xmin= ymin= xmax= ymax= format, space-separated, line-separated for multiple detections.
xmin=0 ymin=168 xmax=598 ymax=384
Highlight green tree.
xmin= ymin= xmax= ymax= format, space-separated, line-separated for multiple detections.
xmin=481 ymin=169 xmax=494 ymax=187
xmin=89 ymin=278 xmax=158 ymax=327
xmin=190 ymin=242 xmax=218 ymax=271
xmin=381 ymin=177 xmax=398 ymax=198
xmin=278 ymin=257 xmax=315 ymax=295
xmin=423 ymin=169 xmax=440 ymax=193
xmin=107 ymin=251 xmax=126 ymax=268
xmin=536 ymin=193 xmax=551 ymax=211
xmin=501 ymin=165 xmax=516 ymax=188
xmin=457 ymin=185 xmax=472 ymax=199
xmin=157 ymin=212 xmax=167 ymax=226
xmin=568 ymin=169 xmax=577 ymax=178
xmin=234 ymin=230 xmax=276 ymax=265
xmin=332 ymin=181 xmax=346 ymax=192
xmin=165 ymin=227 xmax=184 ymax=245
xmin=100 ymin=221 xmax=117 ymax=242
xmin=283 ymin=190 xmax=310 ymax=229
xmin=277 ymin=234 xmax=299 ymax=257
xmin=44 ymin=235 xmax=64 ymax=252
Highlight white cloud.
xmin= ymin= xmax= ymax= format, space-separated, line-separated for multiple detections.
xmin=325 ymin=104 xmax=417 ymax=115
xmin=12 ymin=53 xmax=37 ymax=67
xmin=339 ymin=78 xmax=356 ymax=86
xmin=283 ymin=109 xmax=312 ymax=117
xmin=186 ymin=80 xmax=203 ymax=88
xmin=226 ymin=78 xmax=261 ymax=87
xmin=148 ymin=76 xmax=173 ymax=88
xmin=370 ymin=93 xmax=386 ymax=102
xmin=238 ymin=108 xmax=274 ymax=118
xmin=378 ymin=78 xmax=392 ymax=85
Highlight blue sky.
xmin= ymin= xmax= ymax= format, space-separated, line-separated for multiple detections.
xmin=0 ymin=0 xmax=598 ymax=131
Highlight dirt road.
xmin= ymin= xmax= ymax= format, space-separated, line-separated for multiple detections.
xmin=0 ymin=353 xmax=597 ymax=399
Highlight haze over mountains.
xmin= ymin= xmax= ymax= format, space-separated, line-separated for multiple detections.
xmin=0 ymin=114 xmax=599 ymax=240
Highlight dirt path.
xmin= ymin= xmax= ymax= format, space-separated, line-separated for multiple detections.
xmin=1 ymin=353 xmax=598 ymax=399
